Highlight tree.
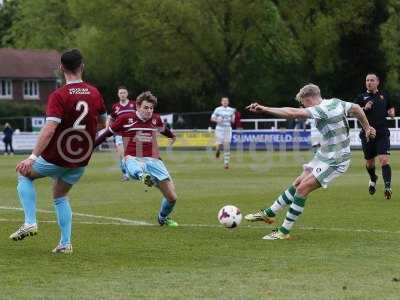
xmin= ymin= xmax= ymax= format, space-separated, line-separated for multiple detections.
xmin=273 ymin=0 xmax=388 ymax=99
xmin=10 ymin=0 xmax=79 ymax=51
xmin=381 ymin=0 xmax=400 ymax=97
xmin=0 ymin=0 xmax=19 ymax=47
xmin=132 ymin=0 xmax=300 ymax=109
xmin=69 ymin=0 xmax=300 ymax=110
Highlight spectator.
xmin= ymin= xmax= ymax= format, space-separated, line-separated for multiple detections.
xmin=3 ymin=123 xmax=14 ymax=155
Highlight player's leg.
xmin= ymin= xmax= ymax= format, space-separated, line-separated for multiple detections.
xmin=124 ymin=156 xmax=147 ymax=182
xmin=10 ymin=169 xmax=43 ymax=241
xmin=9 ymin=140 xmax=14 ymax=155
xmin=362 ymin=136 xmax=378 ymax=194
xmin=223 ymin=128 xmax=232 ymax=169
xmin=52 ymin=179 xmax=74 ymax=254
xmin=157 ymin=179 xmax=178 ymax=227
xmin=51 ymin=166 xmax=85 ymax=253
xmin=5 ymin=141 xmax=9 ymax=155
xmin=215 ymin=129 xmax=224 ymax=159
xmin=271 ymin=172 xmax=320 ymax=238
xmin=245 ymin=163 xmax=312 ymax=223
xmin=10 ymin=156 xmax=57 ymax=241
xmin=379 ymin=154 xmax=392 ymax=199
xmin=263 ymin=159 xmax=350 ymax=240
xmin=115 ymin=135 xmax=129 ymax=181
xmin=376 ymin=132 xmax=392 ymax=199
xmin=145 ymin=158 xmax=178 ymax=226
xmin=216 ymin=144 xmax=223 ymax=159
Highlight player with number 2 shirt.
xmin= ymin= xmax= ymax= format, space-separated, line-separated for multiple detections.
xmin=9 ymin=49 xmax=107 ymax=254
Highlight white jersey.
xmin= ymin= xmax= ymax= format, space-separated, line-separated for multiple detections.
xmin=307 ymin=119 xmax=322 ymax=147
xmin=212 ymin=106 xmax=235 ymax=129
xmin=305 ymin=98 xmax=353 ymax=165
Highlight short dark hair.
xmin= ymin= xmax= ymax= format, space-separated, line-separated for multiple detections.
xmin=61 ymin=49 xmax=83 ymax=73
xmin=367 ymin=72 xmax=380 ymax=81
xmin=136 ymin=91 xmax=157 ymax=107
xmin=117 ymin=85 xmax=128 ymax=91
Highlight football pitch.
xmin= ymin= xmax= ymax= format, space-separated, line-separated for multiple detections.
xmin=1 ymin=150 xmax=399 ymax=300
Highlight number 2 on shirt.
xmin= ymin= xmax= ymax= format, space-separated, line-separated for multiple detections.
xmin=73 ymin=100 xmax=89 ymax=129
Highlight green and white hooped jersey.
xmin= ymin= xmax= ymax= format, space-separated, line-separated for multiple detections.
xmin=305 ymin=98 xmax=353 ymax=165
xmin=212 ymin=106 xmax=235 ymax=129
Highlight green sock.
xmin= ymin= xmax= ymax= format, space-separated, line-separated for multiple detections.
xmin=264 ymin=185 xmax=296 ymax=217
xmin=280 ymin=193 xmax=306 ymax=234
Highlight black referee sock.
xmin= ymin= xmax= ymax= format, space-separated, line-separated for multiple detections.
xmin=366 ymin=166 xmax=377 ymax=182
xmin=382 ymin=164 xmax=392 ymax=188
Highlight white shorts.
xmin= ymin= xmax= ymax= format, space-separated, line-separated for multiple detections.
xmin=303 ymin=158 xmax=350 ymax=188
xmin=215 ymin=127 xmax=232 ymax=144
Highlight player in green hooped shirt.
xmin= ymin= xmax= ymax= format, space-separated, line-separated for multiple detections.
xmin=245 ymin=83 xmax=376 ymax=240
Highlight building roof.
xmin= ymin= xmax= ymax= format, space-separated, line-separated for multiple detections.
xmin=0 ymin=48 xmax=60 ymax=79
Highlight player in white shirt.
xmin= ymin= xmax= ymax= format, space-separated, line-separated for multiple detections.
xmin=306 ymin=118 xmax=322 ymax=152
xmin=245 ymin=84 xmax=375 ymax=240
xmin=211 ymin=97 xmax=236 ymax=169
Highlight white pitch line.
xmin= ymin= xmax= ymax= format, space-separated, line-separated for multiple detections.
xmin=1 ymin=206 xmax=399 ymax=234
xmin=0 ymin=218 xmax=157 ymax=227
xmin=0 ymin=215 xmax=400 ymax=235
xmin=0 ymin=206 xmax=151 ymax=226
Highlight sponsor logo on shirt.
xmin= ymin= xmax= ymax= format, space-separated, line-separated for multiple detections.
xmin=69 ymin=88 xmax=90 ymax=95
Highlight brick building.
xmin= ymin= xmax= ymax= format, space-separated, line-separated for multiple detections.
xmin=0 ymin=48 xmax=60 ymax=102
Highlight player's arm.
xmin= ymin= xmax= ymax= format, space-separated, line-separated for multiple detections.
xmin=231 ymin=110 xmax=236 ymax=124
xmin=97 ymin=94 xmax=108 ymax=129
xmin=246 ymin=102 xmax=310 ymax=119
xmin=94 ymin=128 xmax=113 ymax=148
xmin=354 ymin=94 xmax=373 ymax=111
xmin=16 ymin=91 xmax=65 ymax=175
xmin=106 ymin=115 xmax=114 ymax=126
xmin=98 ymin=113 xmax=108 ymax=129
xmin=349 ymin=104 xmax=376 ymax=139
xmin=210 ymin=115 xmax=219 ymax=123
xmin=161 ymin=127 xmax=176 ymax=145
xmin=386 ymin=95 xmax=395 ymax=117
xmin=95 ymin=114 xmax=124 ymax=148
xmin=388 ymin=107 xmax=395 ymax=118
xmin=158 ymin=118 xmax=176 ymax=145
xmin=210 ymin=108 xmax=221 ymax=124
xmin=16 ymin=120 xmax=59 ymax=176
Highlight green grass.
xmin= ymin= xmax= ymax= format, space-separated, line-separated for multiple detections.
xmin=1 ymin=150 xmax=400 ymax=299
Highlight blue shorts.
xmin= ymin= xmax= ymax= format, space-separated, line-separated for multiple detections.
xmin=125 ymin=156 xmax=170 ymax=183
xmin=114 ymin=135 xmax=124 ymax=146
xmin=32 ymin=156 xmax=85 ymax=185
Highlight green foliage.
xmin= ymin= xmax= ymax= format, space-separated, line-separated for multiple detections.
xmin=4 ymin=0 xmax=399 ymax=110
xmin=0 ymin=0 xmax=19 ymax=47
xmin=381 ymin=0 xmax=400 ymax=96
xmin=0 ymin=101 xmax=45 ymax=118
xmin=11 ymin=0 xmax=79 ymax=51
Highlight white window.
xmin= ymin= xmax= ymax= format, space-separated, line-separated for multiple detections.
xmin=0 ymin=79 xmax=12 ymax=99
xmin=23 ymin=80 xmax=39 ymax=100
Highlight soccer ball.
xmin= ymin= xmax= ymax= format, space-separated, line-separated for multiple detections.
xmin=218 ymin=205 xmax=242 ymax=228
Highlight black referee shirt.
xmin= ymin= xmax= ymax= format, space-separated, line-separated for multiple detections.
xmin=354 ymin=90 xmax=394 ymax=132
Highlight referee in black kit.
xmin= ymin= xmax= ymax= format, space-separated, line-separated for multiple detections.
xmin=355 ymin=73 xmax=395 ymax=199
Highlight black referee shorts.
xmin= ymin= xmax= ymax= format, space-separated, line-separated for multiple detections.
xmin=360 ymin=130 xmax=390 ymax=160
